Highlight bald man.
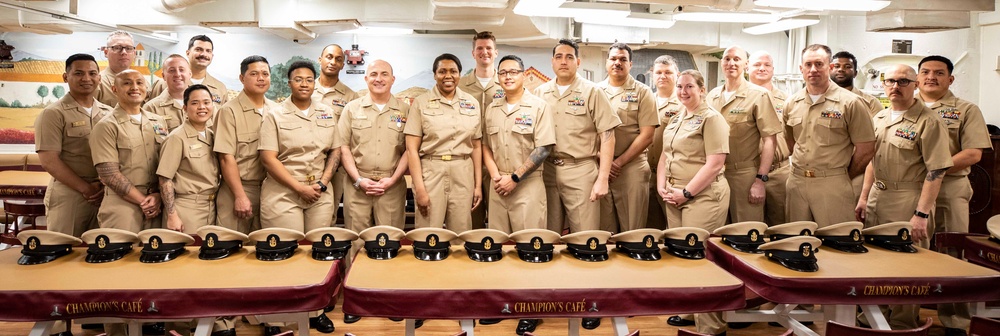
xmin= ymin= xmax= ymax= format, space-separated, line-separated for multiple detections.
xmin=747 ymin=51 xmax=790 ymax=226
xmin=314 ymin=44 xmax=360 ymax=228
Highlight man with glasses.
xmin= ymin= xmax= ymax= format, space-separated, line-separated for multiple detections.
xmin=855 ymin=64 xmax=952 ymax=331
xmin=95 ymin=30 xmax=164 ymax=107
xmin=186 ymin=35 xmax=228 ymax=106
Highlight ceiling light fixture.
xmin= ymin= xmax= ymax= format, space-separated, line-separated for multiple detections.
xmin=755 ymin=0 xmax=890 ymax=12
xmin=674 ymin=12 xmax=777 ymax=23
xmin=743 ymin=16 xmax=820 ymax=35
xmin=575 ymin=12 xmax=675 ymax=29
xmin=337 ymin=26 xmax=414 ymax=35
xmin=513 ymin=0 xmax=629 ymax=19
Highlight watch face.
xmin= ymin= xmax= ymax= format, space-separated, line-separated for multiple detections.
xmin=757 ymin=174 xmax=769 ymax=182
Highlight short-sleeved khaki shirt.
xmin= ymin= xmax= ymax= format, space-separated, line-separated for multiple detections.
xmin=649 ymin=96 xmax=682 ymax=170
xmin=95 ymin=67 xmax=164 ymax=108
xmin=404 ymin=87 xmax=483 ymax=157
xmin=312 ymin=80 xmax=359 ymax=121
xmin=34 ymin=95 xmax=113 ymax=181
xmin=784 ymin=84 xmax=876 ymax=171
xmin=533 ymin=76 xmax=622 ymax=159
xmin=661 ymin=104 xmax=730 ymax=181
xmin=90 ymin=107 xmax=169 ymax=188
xmin=198 ymin=73 xmax=229 ymax=106
xmin=259 ymin=99 xmax=337 ymax=180
xmin=334 ymin=95 xmax=409 ymax=173
xmin=768 ymin=87 xmax=791 ymax=163
xmin=459 ymin=72 xmax=505 ymax=109
xmin=597 ymin=76 xmax=659 ymax=157
xmin=920 ymin=91 xmax=994 ymax=176
xmin=706 ymin=79 xmax=782 ymax=165
xmin=142 ymin=91 xmax=185 ymax=131
xmin=212 ymin=91 xmax=279 ymax=183
xmin=483 ymin=91 xmax=557 ymax=174
xmin=851 ymin=87 xmax=885 ymax=117
xmin=871 ymin=100 xmax=953 ymax=182
xmin=156 ymin=122 xmax=218 ymax=195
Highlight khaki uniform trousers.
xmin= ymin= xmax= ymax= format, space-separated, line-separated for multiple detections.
xmin=934 ymin=175 xmax=973 ymax=329
xmin=647 ymin=180 xmax=668 ymax=229
xmin=786 ymin=169 xmax=856 ymax=228
xmin=332 ymin=167 xmax=347 ymax=225
xmin=763 ymin=162 xmax=790 ymax=226
xmin=600 ymin=155 xmax=651 ymax=233
xmin=415 ymin=157 xmax=475 ymax=233
xmin=543 ymin=158 xmax=600 ymax=233
xmin=471 ymin=173 xmax=490 ymax=229
xmin=216 ymin=181 xmax=261 ymax=234
xmin=488 ymin=173 xmax=546 ymax=233
xmin=44 ymin=180 xmax=99 ymax=237
xmin=260 ymin=178 xmax=334 ymax=233
xmin=344 ymin=172 xmax=407 ymax=232
xmin=851 ymin=174 xmax=865 ymax=205
xmin=98 ymin=186 xmax=159 ymax=232
xmin=174 ymin=194 xmax=217 ymax=235
xmin=725 ymin=162 xmax=764 ymax=223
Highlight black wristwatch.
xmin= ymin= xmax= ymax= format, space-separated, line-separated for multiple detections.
xmin=755 ymin=174 xmax=769 ymax=182
xmin=682 ymin=188 xmax=693 ymax=199
xmin=914 ymin=210 xmax=930 ymax=219
xmin=511 ymin=173 xmax=520 ymax=183
xmin=316 ymin=180 xmax=328 ymax=192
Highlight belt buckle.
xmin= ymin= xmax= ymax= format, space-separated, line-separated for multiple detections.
xmin=668 ymin=177 xmax=676 ymax=185
xmin=208 ymin=194 xmax=216 ymax=201
xmin=306 ymin=175 xmax=315 ymax=182
xmin=804 ymin=170 xmax=815 ymax=178
xmin=553 ymin=158 xmax=564 ymax=166
xmin=442 ymin=154 xmax=452 ymax=161
xmin=875 ymin=181 xmax=886 ymax=190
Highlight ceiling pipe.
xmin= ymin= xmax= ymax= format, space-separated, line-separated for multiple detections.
xmin=0 ymin=0 xmax=179 ymax=43
xmin=150 ymin=0 xmax=218 ymax=14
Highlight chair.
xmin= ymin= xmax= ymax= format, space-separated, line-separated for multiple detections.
xmin=0 ymin=200 xmax=45 ymax=245
xmin=826 ymin=317 xmax=932 ymax=336
xmin=678 ymin=329 xmax=711 ymax=336
xmin=971 ymin=316 xmax=1000 ymax=336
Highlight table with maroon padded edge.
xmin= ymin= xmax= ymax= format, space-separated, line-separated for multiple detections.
xmin=962 ymin=235 xmax=1000 ymax=317
xmin=0 ymin=170 xmax=49 ymax=200
xmin=707 ymin=237 xmax=1000 ymax=336
xmin=343 ymin=245 xmax=745 ymax=336
xmin=0 ymin=246 xmax=341 ymax=336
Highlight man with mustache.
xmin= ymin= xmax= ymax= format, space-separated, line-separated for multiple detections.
xmin=186 ymin=35 xmax=228 ymax=107
xmin=917 ymin=55 xmax=992 ymax=336
xmin=856 ymin=63 xmax=952 ymax=331
xmin=143 ymin=54 xmax=191 ymax=131
xmin=94 ymin=30 xmax=164 ymax=107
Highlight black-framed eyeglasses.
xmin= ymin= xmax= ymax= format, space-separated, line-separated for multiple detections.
xmin=883 ymin=78 xmax=914 ymax=87
xmin=107 ymin=45 xmax=136 ymax=53
xmin=498 ymin=69 xmax=523 ymax=77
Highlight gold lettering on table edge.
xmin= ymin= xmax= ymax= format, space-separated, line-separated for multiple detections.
xmin=986 ymin=252 xmax=1000 ymax=264
xmin=511 ymin=300 xmax=589 ymax=314
xmin=861 ymin=285 xmax=933 ymax=296
xmin=64 ymin=299 xmax=147 ymax=315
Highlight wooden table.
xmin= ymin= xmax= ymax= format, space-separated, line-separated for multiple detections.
xmin=962 ymin=235 xmax=1000 ymax=317
xmin=707 ymin=237 xmax=1000 ymax=335
xmin=0 ymin=246 xmax=342 ymax=336
xmin=343 ymin=245 xmax=745 ymax=336
xmin=0 ymin=171 xmax=50 ymax=200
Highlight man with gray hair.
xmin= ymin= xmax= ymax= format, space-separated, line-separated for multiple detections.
xmin=647 ymin=54 xmax=682 ymax=229
xmin=747 ymin=50 xmax=790 ymax=226
xmin=95 ymin=30 xmax=164 ymax=107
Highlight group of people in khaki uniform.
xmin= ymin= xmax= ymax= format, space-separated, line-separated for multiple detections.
xmin=32 ymin=27 xmax=991 ymax=336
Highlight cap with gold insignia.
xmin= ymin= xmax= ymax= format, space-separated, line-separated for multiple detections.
xmin=81 ymin=228 xmax=140 ymax=263
xmin=987 ymin=215 xmax=1000 ymax=244
xmin=759 ymin=236 xmax=822 ymax=272
xmin=662 ymin=227 xmax=711 ymax=260
xmin=305 ymin=227 xmax=358 ymax=261
xmin=509 ymin=229 xmax=561 ymax=263
xmin=766 ymin=221 xmax=818 ymax=241
xmin=815 ymin=221 xmax=868 ymax=253
xmin=138 ymin=229 xmax=194 ymax=263
xmin=862 ymin=222 xmax=917 ymax=253
xmin=406 ymin=227 xmax=458 ymax=261
xmin=16 ymin=231 xmax=82 ymax=265
xmin=359 ymin=226 xmax=405 ymax=260
xmin=196 ymin=226 xmax=250 ymax=260
xmin=562 ymin=230 xmax=612 ymax=262
xmin=458 ymin=229 xmax=509 ymax=262
xmin=248 ymin=228 xmax=304 ymax=261
xmin=715 ymin=222 xmax=769 ymax=253
xmin=611 ymin=229 xmax=664 ymax=261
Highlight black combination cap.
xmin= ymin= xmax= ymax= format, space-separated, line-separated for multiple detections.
xmin=405 ymin=228 xmax=457 ymax=261
xmin=305 ymin=227 xmax=358 ymax=261
xmin=458 ymin=229 xmax=509 ymax=262
xmin=359 ymin=226 xmax=405 ymax=260
xmin=81 ymin=228 xmax=140 ymax=263
xmin=815 ymin=221 xmax=868 ymax=253
xmin=196 ymin=226 xmax=249 ymax=260
xmin=662 ymin=227 xmax=710 ymax=260
xmin=611 ymin=229 xmax=664 ymax=261
xmin=509 ymin=229 xmax=561 ymax=263
xmin=561 ymin=230 xmax=612 ymax=262
xmin=17 ymin=231 xmax=82 ymax=265
xmin=759 ymin=236 xmax=823 ymax=272
xmin=138 ymin=229 xmax=194 ymax=263
xmin=766 ymin=221 xmax=818 ymax=241
xmin=863 ymin=222 xmax=918 ymax=253
xmin=715 ymin=221 xmax=769 ymax=253
xmin=249 ymin=228 xmax=304 ymax=261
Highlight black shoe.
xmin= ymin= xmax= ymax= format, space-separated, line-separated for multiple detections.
xmin=309 ymin=313 xmax=336 ymax=333
xmin=263 ymin=326 xmax=282 ymax=336
xmin=728 ymin=322 xmax=754 ymax=329
xmin=389 ymin=317 xmax=404 ymax=322
xmin=667 ymin=315 xmax=695 ymax=327
xmin=715 ymin=333 xmax=727 ymax=336
xmin=944 ymin=328 xmax=968 ymax=336
xmin=479 ymin=319 xmax=503 ymax=325
xmin=516 ymin=319 xmax=541 ymax=335
xmin=324 ymin=306 xmax=334 ymax=313
xmin=142 ymin=322 xmax=166 ymax=336
xmin=344 ymin=314 xmax=361 ymax=324
xmin=210 ymin=328 xmax=236 ymax=336
xmin=49 ymin=332 xmax=72 ymax=336
xmin=81 ymin=324 xmax=103 ymax=331
xmin=414 ymin=319 xmax=424 ymax=329
xmin=582 ymin=318 xmax=601 ymax=330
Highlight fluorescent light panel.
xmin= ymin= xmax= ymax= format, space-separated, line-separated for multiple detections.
xmin=337 ymin=27 xmax=413 ymax=35
xmin=755 ymin=0 xmax=890 ymax=12
xmin=674 ymin=12 xmax=777 ymax=23
xmin=575 ymin=12 xmax=675 ymax=29
xmin=513 ymin=0 xmax=629 ymax=19
xmin=743 ymin=16 xmax=820 ymax=35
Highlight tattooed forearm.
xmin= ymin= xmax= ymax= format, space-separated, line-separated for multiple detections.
xmin=926 ymin=168 xmax=947 ymax=181
xmin=601 ymin=130 xmax=613 ymax=143
xmin=96 ymin=162 xmax=134 ymax=196
xmin=159 ymin=176 xmax=176 ymax=216
xmin=514 ymin=144 xmax=553 ymax=179
xmin=322 ymin=147 xmax=341 ymax=183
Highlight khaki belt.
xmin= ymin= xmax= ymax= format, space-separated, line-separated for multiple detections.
xmin=667 ymin=175 xmax=722 ymax=186
xmin=770 ymin=159 xmax=789 ymax=172
xmin=725 ymin=159 xmax=759 ymax=170
xmin=177 ymin=193 xmax=217 ymax=202
xmin=791 ymin=166 xmax=847 ymax=178
xmin=107 ymin=185 xmax=150 ymax=195
xmin=547 ymin=156 xmax=595 ymax=166
xmin=874 ymin=180 xmax=922 ymax=191
xmin=291 ymin=174 xmax=321 ymax=183
xmin=426 ymin=154 xmax=469 ymax=161
xmin=359 ymin=170 xmax=394 ymax=181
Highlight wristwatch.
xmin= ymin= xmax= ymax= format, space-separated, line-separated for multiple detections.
xmin=755 ymin=174 xmax=769 ymax=182
xmin=914 ymin=210 xmax=930 ymax=219
xmin=511 ymin=173 xmax=520 ymax=183
xmin=353 ymin=177 xmax=364 ymax=189
xmin=316 ymin=181 xmax=328 ymax=192
xmin=682 ymin=188 xmax=694 ymax=199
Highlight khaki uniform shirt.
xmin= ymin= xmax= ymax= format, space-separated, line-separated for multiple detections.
xmin=156 ymin=122 xmax=218 ymax=195
xmin=483 ymin=91 xmax=557 ymax=173
xmin=769 ymin=87 xmax=791 ymax=163
xmin=661 ymin=104 xmax=730 ymax=181
xmin=921 ymin=91 xmax=994 ymax=177
xmin=784 ymin=84 xmax=876 ymax=171
xmin=313 ymin=80 xmax=359 ymax=121
xmin=649 ymin=96 xmax=682 ymax=170
xmin=597 ymin=76 xmax=659 ymax=157
xmin=706 ymin=79 xmax=782 ymax=165
xmin=197 ymin=73 xmax=229 ymax=106
xmin=851 ymin=87 xmax=885 ymax=117
xmin=334 ymin=95 xmax=409 ymax=173
xmin=533 ymin=76 xmax=622 ymax=159
xmin=871 ymin=100 xmax=953 ymax=182
xmin=34 ymin=95 xmax=114 ymax=182
xmin=213 ymin=91 xmax=280 ymax=183
xmin=404 ymin=87 xmax=483 ymax=157
xmin=95 ymin=67 xmax=164 ymax=108
xmin=142 ymin=91 xmax=185 ymax=131
xmin=259 ymin=99 xmax=338 ymax=180
xmin=459 ymin=72 xmax=505 ymax=109
xmin=90 ymin=107 xmax=169 ymax=188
